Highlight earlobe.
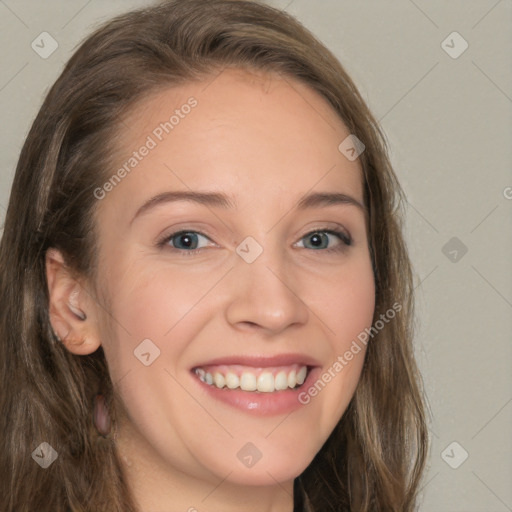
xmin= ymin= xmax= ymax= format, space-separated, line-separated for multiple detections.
xmin=45 ymin=248 xmax=101 ymax=355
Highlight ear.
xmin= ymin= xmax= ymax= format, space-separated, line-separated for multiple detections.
xmin=45 ymin=248 xmax=101 ymax=355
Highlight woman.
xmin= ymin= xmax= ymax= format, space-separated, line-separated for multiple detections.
xmin=0 ymin=0 xmax=429 ymax=510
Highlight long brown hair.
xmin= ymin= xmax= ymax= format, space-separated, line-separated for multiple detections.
xmin=0 ymin=1 xmax=429 ymax=510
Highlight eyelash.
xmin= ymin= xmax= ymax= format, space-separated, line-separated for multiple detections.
xmin=156 ymin=228 xmax=352 ymax=256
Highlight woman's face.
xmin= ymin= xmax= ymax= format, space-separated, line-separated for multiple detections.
xmin=91 ymin=68 xmax=375 ymax=498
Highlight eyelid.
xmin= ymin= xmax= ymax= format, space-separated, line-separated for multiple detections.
xmin=155 ymin=222 xmax=217 ymax=245
xmin=296 ymin=222 xmax=352 ymax=245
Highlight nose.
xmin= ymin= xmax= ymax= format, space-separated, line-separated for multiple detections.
xmin=224 ymin=245 xmax=309 ymax=336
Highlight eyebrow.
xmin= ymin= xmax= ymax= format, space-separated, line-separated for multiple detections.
xmin=130 ymin=190 xmax=365 ymax=226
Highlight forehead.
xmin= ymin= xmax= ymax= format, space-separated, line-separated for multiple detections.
xmin=103 ymin=67 xmax=364 ymax=217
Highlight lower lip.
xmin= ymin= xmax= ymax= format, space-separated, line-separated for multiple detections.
xmin=190 ymin=366 xmax=321 ymax=416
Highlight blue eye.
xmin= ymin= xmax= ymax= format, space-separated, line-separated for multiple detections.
xmin=297 ymin=229 xmax=352 ymax=252
xmin=157 ymin=228 xmax=352 ymax=256
xmin=160 ymin=231 xmax=213 ymax=253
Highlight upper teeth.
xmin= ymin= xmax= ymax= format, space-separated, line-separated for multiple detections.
xmin=194 ymin=364 xmax=308 ymax=392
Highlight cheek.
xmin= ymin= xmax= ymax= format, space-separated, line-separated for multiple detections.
xmin=307 ymin=253 xmax=376 ymax=344
xmin=333 ymin=266 xmax=375 ymax=346
xmin=302 ymin=254 xmax=375 ymax=428
xmin=97 ymin=257 xmax=213 ymax=382
xmin=96 ymin=261 xmax=218 ymax=471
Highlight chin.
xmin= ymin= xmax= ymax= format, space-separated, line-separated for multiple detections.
xmin=200 ymin=443 xmax=317 ymax=487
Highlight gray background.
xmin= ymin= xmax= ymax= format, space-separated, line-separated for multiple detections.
xmin=1 ymin=0 xmax=511 ymax=510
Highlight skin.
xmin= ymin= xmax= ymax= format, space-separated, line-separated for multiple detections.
xmin=46 ymin=68 xmax=375 ymax=512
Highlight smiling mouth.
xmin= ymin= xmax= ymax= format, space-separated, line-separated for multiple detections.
xmin=192 ymin=363 xmax=310 ymax=393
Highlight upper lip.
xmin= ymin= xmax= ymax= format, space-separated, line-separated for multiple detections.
xmin=192 ymin=353 xmax=321 ymax=369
